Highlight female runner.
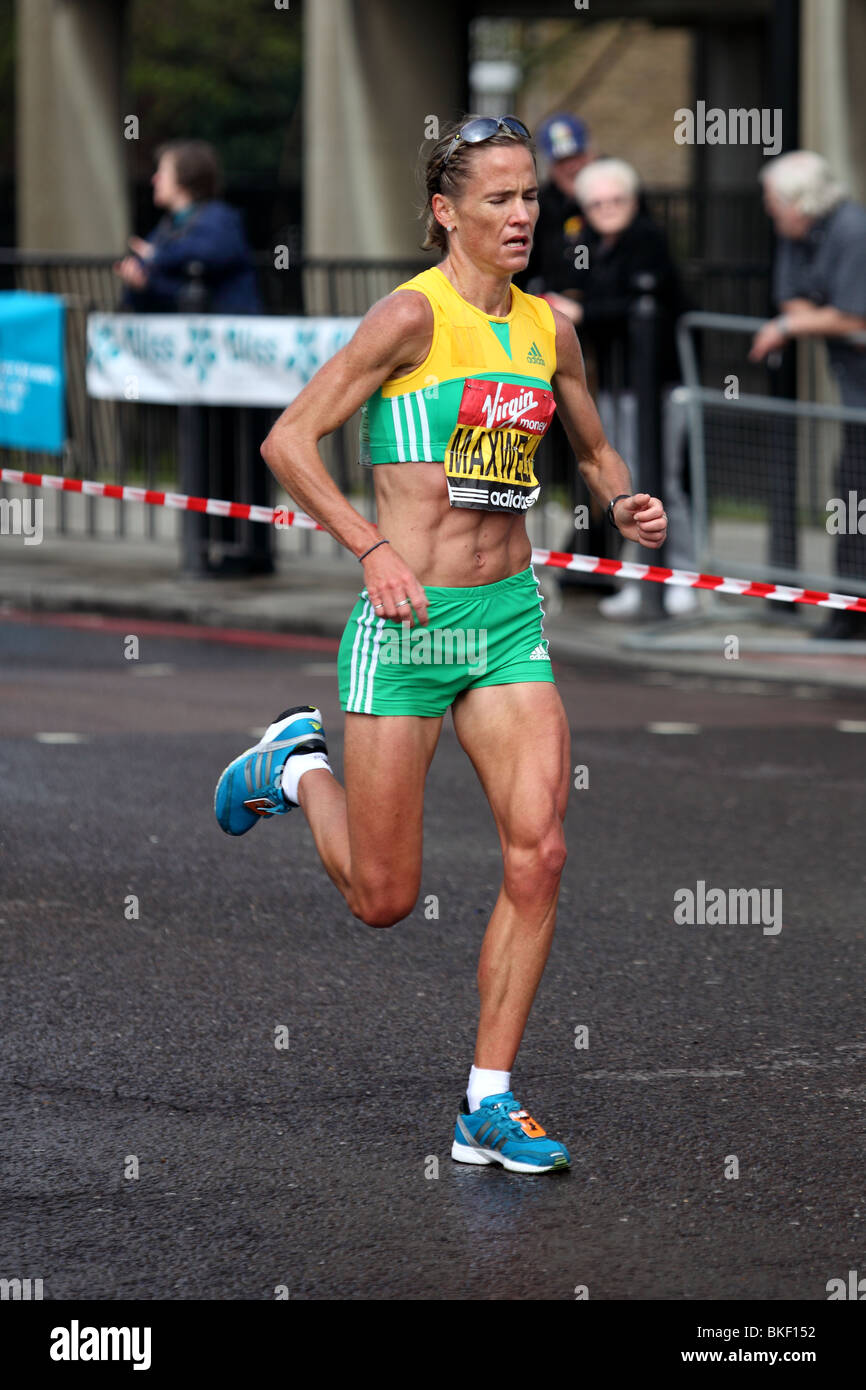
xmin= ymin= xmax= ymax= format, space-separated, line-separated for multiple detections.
xmin=215 ymin=116 xmax=666 ymax=1173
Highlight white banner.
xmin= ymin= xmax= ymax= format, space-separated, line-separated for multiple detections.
xmin=86 ymin=313 xmax=363 ymax=406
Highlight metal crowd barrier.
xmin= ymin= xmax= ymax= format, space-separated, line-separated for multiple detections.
xmin=0 ymin=251 xmax=620 ymax=563
xmin=2 ymin=252 xmax=783 ymax=577
xmin=676 ymin=311 xmax=866 ymax=598
xmin=0 ymin=252 xmax=398 ymax=565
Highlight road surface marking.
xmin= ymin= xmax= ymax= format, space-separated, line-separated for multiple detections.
xmin=646 ymin=722 xmax=701 ymax=735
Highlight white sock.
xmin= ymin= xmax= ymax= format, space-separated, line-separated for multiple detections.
xmin=467 ymin=1065 xmax=512 ymax=1113
xmin=279 ymin=751 xmax=333 ymax=806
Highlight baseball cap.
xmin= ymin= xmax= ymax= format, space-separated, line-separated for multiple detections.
xmin=537 ymin=114 xmax=589 ymax=162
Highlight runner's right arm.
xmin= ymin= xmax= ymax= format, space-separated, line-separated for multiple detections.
xmin=261 ymin=291 xmax=433 ymax=622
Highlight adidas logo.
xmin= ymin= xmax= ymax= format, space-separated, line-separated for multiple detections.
xmin=526 ymin=341 xmax=545 ymax=365
xmin=529 ymin=642 xmax=550 ymax=661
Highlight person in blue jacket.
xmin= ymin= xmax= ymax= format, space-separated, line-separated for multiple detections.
xmin=114 ymin=140 xmax=271 ymax=575
xmin=114 ymin=139 xmax=260 ymax=313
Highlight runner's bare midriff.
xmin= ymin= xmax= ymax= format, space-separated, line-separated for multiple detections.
xmin=372 ymin=460 xmax=533 ymax=587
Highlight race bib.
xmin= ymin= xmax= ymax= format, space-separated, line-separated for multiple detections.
xmin=444 ymin=378 xmax=556 ymax=512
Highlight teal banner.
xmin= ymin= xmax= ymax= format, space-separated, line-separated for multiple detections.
xmin=0 ymin=292 xmax=66 ymax=453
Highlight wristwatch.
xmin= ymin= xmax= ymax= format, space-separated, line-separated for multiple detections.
xmin=606 ymin=494 xmax=630 ymax=531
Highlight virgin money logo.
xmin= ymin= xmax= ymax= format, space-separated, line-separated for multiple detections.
xmin=459 ymin=379 xmax=555 ymax=435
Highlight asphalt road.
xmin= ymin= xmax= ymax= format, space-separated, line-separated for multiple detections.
xmin=1 ymin=611 xmax=865 ymax=1301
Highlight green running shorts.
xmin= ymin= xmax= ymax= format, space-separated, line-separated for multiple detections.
xmin=338 ymin=564 xmax=555 ymax=717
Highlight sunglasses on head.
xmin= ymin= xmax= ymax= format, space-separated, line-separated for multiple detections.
xmin=440 ymin=116 xmax=532 ymax=171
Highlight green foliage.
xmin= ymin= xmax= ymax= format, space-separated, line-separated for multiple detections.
xmin=128 ymin=0 xmax=302 ymax=182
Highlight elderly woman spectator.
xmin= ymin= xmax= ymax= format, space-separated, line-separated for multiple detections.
xmin=543 ymin=158 xmax=694 ymax=618
xmin=750 ymin=151 xmax=866 ymax=640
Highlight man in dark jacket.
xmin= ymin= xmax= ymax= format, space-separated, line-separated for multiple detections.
xmin=513 ymin=115 xmax=602 ymax=577
xmin=114 ymin=139 xmax=260 ymax=314
xmin=518 ymin=113 xmax=593 ymax=297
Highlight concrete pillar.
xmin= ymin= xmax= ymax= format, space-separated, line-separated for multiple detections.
xmin=692 ymin=23 xmax=769 ymax=262
xmin=304 ymin=0 xmax=466 ymax=260
xmin=844 ymin=0 xmax=866 ymax=203
xmin=800 ymin=0 xmax=857 ymax=194
xmin=797 ymin=0 xmax=865 ymax=415
xmin=16 ymin=0 xmax=129 ymax=252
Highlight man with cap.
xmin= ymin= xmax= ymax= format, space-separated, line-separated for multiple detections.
xmin=517 ymin=113 xmax=593 ymax=298
xmin=515 ymin=115 xmax=603 ymax=587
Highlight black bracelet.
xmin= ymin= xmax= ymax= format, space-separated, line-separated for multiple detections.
xmin=357 ymin=538 xmax=389 ymax=563
xmin=606 ymin=494 xmax=630 ymax=531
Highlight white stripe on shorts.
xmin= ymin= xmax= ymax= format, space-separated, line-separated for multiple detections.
xmin=349 ymin=603 xmax=386 ymax=713
xmin=531 ymin=562 xmax=547 ymax=634
xmin=362 ymin=618 xmax=386 ymax=713
xmin=347 ymin=600 xmax=373 ymax=710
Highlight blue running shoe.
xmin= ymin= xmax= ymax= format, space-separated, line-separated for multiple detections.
xmin=451 ymin=1091 xmax=570 ymax=1174
xmin=214 ymin=705 xmax=327 ymax=836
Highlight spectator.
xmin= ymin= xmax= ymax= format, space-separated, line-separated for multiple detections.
xmin=513 ymin=115 xmax=602 ymax=585
xmin=750 ymin=150 xmax=866 ymax=640
xmin=545 ymin=157 xmax=695 ymax=618
xmin=114 ymin=139 xmax=260 ymax=313
xmin=115 ymin=141 xmax=270 ymax=575
xmin=518 ymin=113 xmax=593 ymax=297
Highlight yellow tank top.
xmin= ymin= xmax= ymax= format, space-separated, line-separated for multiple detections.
xmin=359 ymin=265 xmax=558 ymax=513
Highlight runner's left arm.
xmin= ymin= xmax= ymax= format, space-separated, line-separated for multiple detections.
xmin=549 ymin=309 xmax=667 ymax=549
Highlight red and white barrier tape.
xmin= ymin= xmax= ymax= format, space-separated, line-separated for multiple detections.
xmin=0 ymin=468 xmax=321 ymax=530
xmin=3 ymin=466 xmax=866 ymax=614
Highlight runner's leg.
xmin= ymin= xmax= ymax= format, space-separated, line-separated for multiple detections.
xmin=297 ymin=712 xmax=443 ymax=927
xmin=451 ymin=681 xmax=570 ymax=1068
